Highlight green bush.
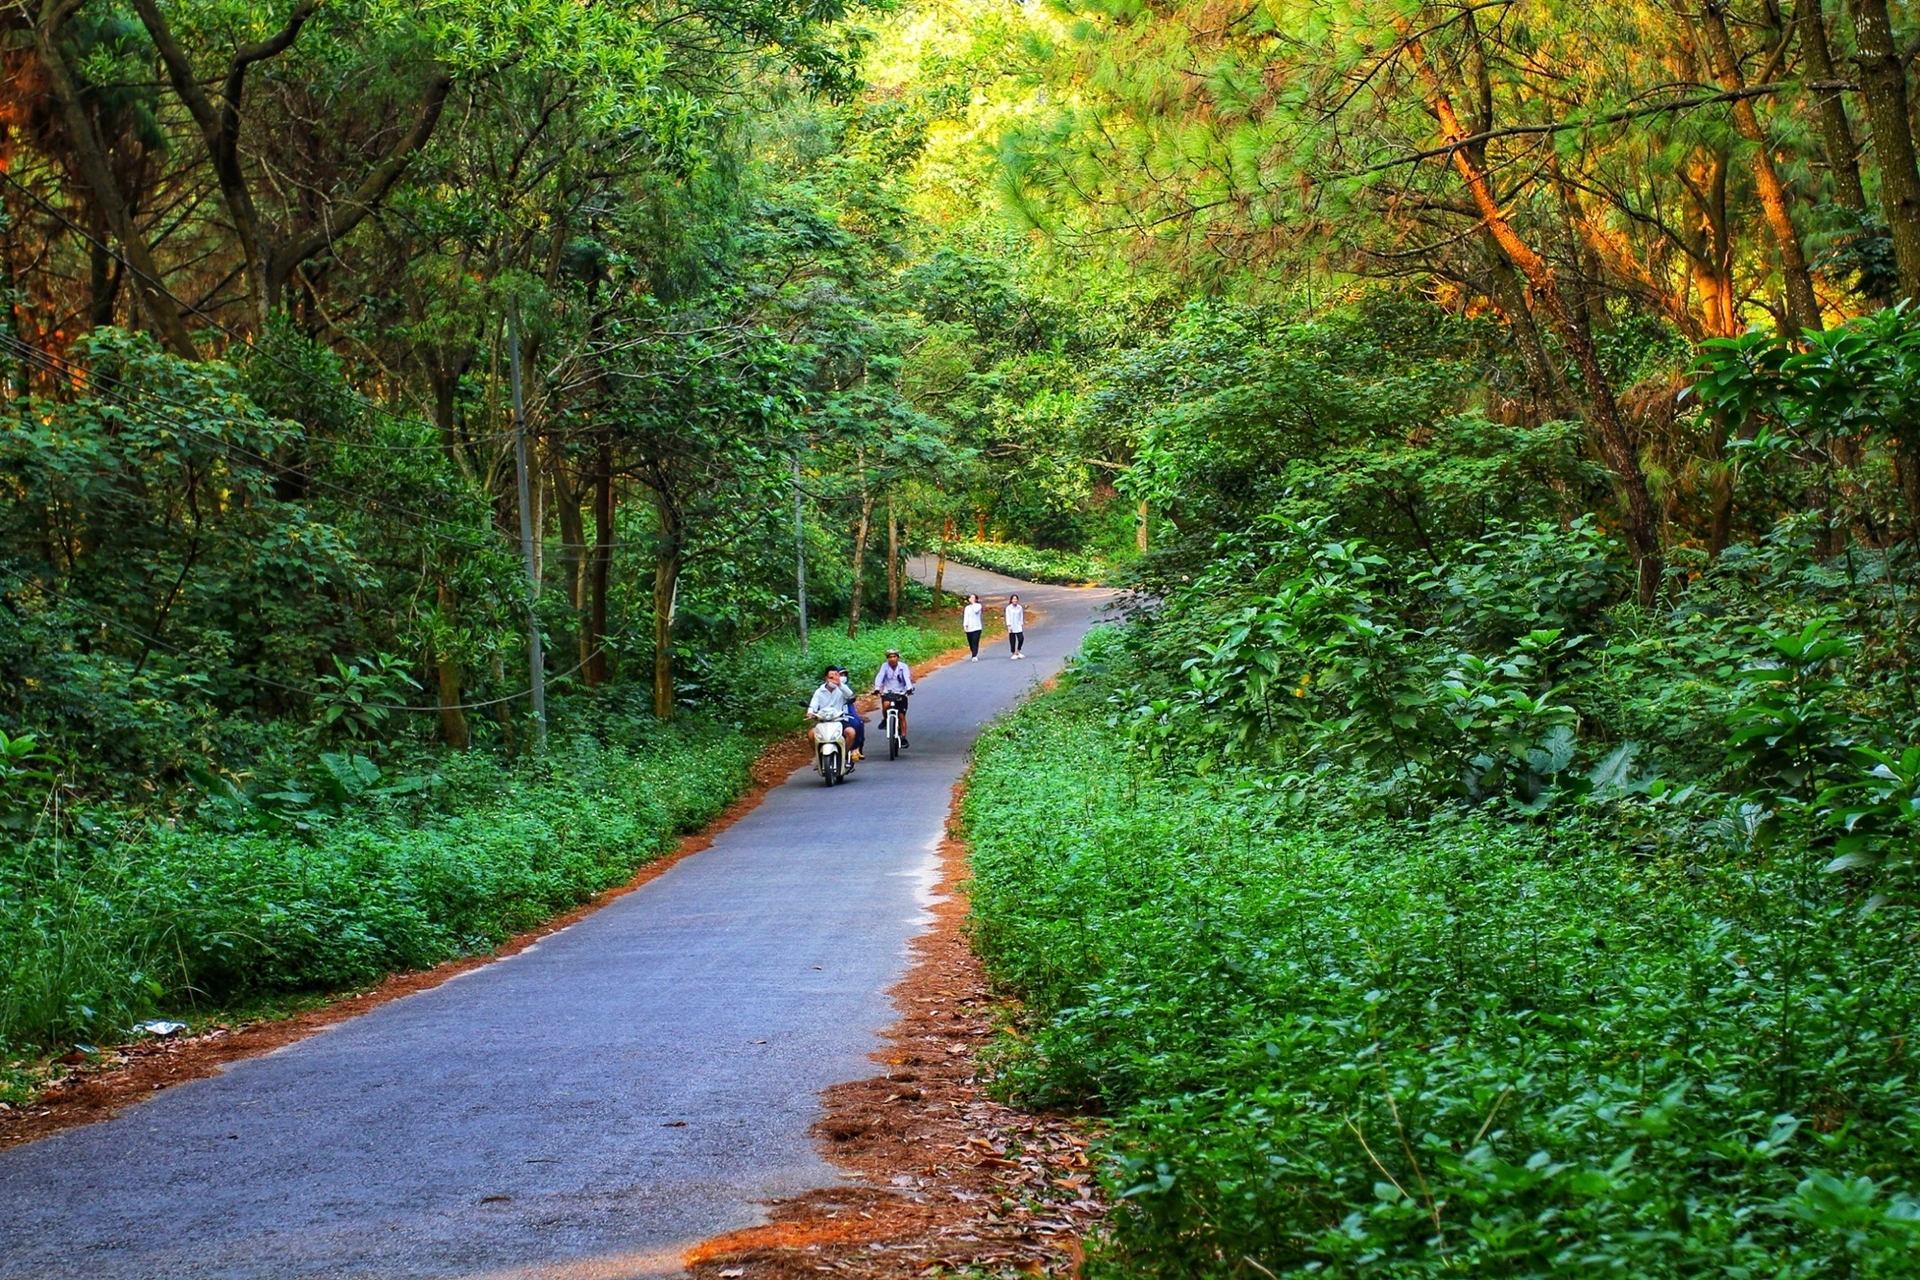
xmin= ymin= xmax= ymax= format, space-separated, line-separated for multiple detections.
xmin=943 ymin=540 xmax=1117 ymax=585
xmin=0 ymin=621 xmax=945 ymax=1052
xmin=0 ymin=725 xmax=757 ymax=1048
xmin=964 ymin=663 xmax=1920 ymax=1277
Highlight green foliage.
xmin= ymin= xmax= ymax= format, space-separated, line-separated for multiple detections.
xmin=965 ymin=664 xmax=1920 ymax=1276
xmin=677 ymin=620 xmax=949 ymax=731
xmin=942 ymin=541 xmax=1117 ymax=585
xmin=0 ymin=621 xmax=941 ymax=1052
xmin=0 ymin=726 xmax=757 ymax=1049
xmin=0 ymin=732 xmax=57 ymax=835
xmin=311 ymin=655 xmax=425 ymax=743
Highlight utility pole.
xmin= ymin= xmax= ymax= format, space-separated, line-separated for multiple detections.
xmin=508 ymin=307 xmax=547 ymax=751
xmin=792 ymin=452 xmax=809 ymax=655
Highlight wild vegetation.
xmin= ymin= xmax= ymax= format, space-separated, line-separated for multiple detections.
xmin=8 ymin=0 xmax=1920 ymax=1269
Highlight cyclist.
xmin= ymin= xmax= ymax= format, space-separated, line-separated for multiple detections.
xmin=872 ymin=648 xmax=915 ymax=749
xmin=806 ymin=665 xmax=858 ymax=767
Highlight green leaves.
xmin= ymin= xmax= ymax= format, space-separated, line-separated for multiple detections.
xmin=1689 ymin=304 xmax=1920 ymax=453
xmin=0 ymin=732 xmax=59 ymax=834
xmin=1724 ymin=620 xmax=1857 ymax=802
xmin=964 ymin=665 xmax=1920 ymax=1277
xmin=312 ymin=655 xmax=425 ymax=744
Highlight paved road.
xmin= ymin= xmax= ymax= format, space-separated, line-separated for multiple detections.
xmin=0 ymin=564 xmax=1110 ymax=1280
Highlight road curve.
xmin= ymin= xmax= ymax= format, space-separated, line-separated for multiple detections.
xmin=0 ymin=564 xmax=1111 ymax=1279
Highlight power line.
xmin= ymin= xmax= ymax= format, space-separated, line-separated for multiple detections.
xmin=16 ymin=577 xmax=613 ymax=714
xmin=0 ymin=168 xmax=502 ymax=454
xmin=0 ymin=332 xmax=512 ymax=555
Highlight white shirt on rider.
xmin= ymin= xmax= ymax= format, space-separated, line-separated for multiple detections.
xmin=873 ymin=660 xmax=915 ymax=695
xmin=808 ymin=681 xmax=856 ymax=721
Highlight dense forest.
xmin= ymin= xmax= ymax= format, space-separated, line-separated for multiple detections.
xmin=6 ymin=0 xmax=1920 ymax=1272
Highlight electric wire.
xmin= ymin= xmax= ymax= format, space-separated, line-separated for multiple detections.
xmin=16 ymin=578 xmax=616 ymax=714
xmin=0 ymin=169 xmax=508 ymax=455
xmin=0 ymin=332 xmax=514 ymax=555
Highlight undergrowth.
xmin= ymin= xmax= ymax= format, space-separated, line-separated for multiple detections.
xmin=964 ymin=649 xmax=1920 ymax=1276
xmin=942 ymin=541 xmax=1119 ymax=586
xmin=0 ymin=621 xmax=944 ymax=1057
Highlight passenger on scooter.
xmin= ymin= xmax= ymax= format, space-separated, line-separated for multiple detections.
xmin=830 ymin=665 xmax=866 ymax=758
xmin=807 ymin=666 xmax=857 ymax=764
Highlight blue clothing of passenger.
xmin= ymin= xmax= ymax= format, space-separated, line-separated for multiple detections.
xmin=845 ymin=703 xmax=866 ymax=754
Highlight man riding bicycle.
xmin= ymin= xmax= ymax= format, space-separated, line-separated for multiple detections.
xmin=872 ymin=649 xmax=915 ymax=749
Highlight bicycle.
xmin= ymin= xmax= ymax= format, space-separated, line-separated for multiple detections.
xmin=881 ymin=693 xmax=908 ymax=760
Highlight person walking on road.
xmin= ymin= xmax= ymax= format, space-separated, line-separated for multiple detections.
xmin=962 ymin=593 xmax=983 ymax=661
xmin=1005 ymin=593 xmax=1026 ymax=659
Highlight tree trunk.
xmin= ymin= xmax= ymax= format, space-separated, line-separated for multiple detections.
xmin=550 ymin=452 xmax=588 ymax=667
xmin=1689 ymin=149 xmax=1742 ymax=338
xmin=1707 ymin=417 xmax=1760 ymax=557
xmin=1848 ymin=0 xmax=1920 ymax=301
xmin=848 ymin=482 xmax=874 ymax=639
xmin=86 ymin=207 xmax=119 ymax=329
xmin=1137 ymin=499 xmax=1151 ymax=552
xmin=586 ymin=441 xmax=613 ymax=687
xmin=935 ymin=514 xmax=952 ymax=607
xmin=1483 ymin=234 xmax=1577 ymax=418
xmin=650 ymin=491 xmax=681 ymax=721
xmin=1797 ymin=0 xmax=1870 ymax=212
xmin=1699 ymin=2 xmax=1825 ymax=334
xmin=33 ymin=3 xmax=197 ymax=358
xmin=435 ymin=581 xmax=470 ymax=749
xmin=1425 ymin=73 xmax=1665 ymax=604
xmin=887 ymin=495 xmax=900 ymax=623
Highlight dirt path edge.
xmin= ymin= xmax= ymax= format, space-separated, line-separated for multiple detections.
xmin=682 ymin=778 xmax=1106 ymax=1280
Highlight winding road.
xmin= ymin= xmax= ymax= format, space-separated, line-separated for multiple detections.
xmin=0 ymin=564 xmax=1111 ymax=1279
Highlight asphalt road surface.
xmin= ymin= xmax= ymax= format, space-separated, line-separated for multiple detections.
xmin=0 ymin=563 xmax=1111 ymax=1280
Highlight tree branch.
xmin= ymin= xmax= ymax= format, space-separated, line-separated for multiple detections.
xmin=266 ymin=65 xmax=454 ymax=297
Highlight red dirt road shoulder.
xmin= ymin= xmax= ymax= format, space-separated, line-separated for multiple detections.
xmin=684 ymin=782 xmax=1107 ymax=1280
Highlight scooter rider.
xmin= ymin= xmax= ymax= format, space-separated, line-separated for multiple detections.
xmin=807 ymin=666 xmax=858 ymax=769
xmin=872 ymin=648 xmax=915 ymax=749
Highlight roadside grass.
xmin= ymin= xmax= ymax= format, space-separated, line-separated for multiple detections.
xmin=962 ymin=666 xmax=1920 ymax=1277
xmin=1 ymin=620 xmax=948 ymax=1071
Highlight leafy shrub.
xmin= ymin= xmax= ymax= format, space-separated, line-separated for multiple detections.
xmin=0 ymin=725 xmax=757 ymax=1048
xmin=942 ymin=540 xmax=1117 ymax=585
xmin=965 ymin=670 xmax=1920 ymax=1277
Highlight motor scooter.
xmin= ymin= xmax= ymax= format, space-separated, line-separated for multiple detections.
xmin=811 ymin=715 xmax=850 ymax=785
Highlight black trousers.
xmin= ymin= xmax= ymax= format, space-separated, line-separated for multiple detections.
xmin=965 ymin=629 xmax=982 ymax=657
xmin=1009 ymin=630 xmax=1025 ymax=654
